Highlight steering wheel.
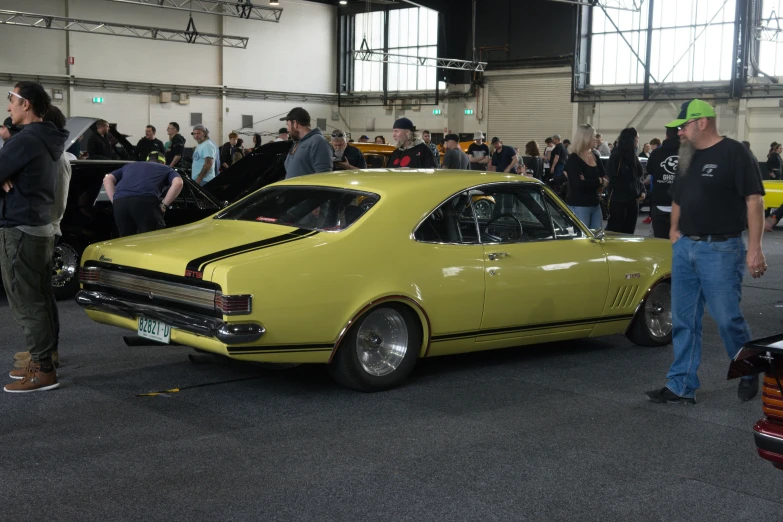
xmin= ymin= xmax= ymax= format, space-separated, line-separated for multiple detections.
xmin=483 ymin=213 xmax=524 ymax=242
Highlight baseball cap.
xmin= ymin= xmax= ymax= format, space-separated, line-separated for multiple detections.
xmin=392 ymin=117 xmax=415 ymax=131
xmin=445 ymin=133 xmax=460 ymax=142
xmin=191 ymin=124 xmax=209 ymax=135
xmin=360 ymin=135 xmax=369 ymax=140
xmin=666 ymin=99 xmax=717 ymax=128
xmin=552 ymin=134 xmax=561 ymax=140
xmin=146 ymin=150 xmax=165 ymax=163
xmin=280 ymin=107 xmax=311 ymax=126
xmin=490 ymin=137 xmax=500 ymax=144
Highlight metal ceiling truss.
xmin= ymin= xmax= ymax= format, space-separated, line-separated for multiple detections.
xmin=0 ymin=9 xmax=248 ymax=48
xmin=547 ymin=0 xmax=643 ymax=13
xmin=756 ymin=9 xmax=783 ymax=43
xmin=352 ymin=49 xmax=486 ymax=72
xmin=100 ymin=0 xmax=283 ymax=23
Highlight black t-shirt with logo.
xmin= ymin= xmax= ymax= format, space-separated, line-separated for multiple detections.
xmin=672 ymin=138 xmax=764 ymax=235
xmin=389 ymin=142 xmax=437 ymax=169
xmin=646 ymin=138 xmax=680 ymax=209
xmin=335 ymin=144 xmax=367 ymax=169
xmin=550 ymin=143 xmax=567 ymax=169
xmin=467 ymin=143 xmax=490 ymax=171
xmin=165 ymin=134 xmax=186 ymax=165
xmin=491 ymin=145 xmax=518 ymax=173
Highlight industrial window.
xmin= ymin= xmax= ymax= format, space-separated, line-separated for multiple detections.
xmin=590 ymin=0 xmax=736 ymax=86
xmin=758 ymin=1 xmax=783 ymax=76
xmin=353 ymin=7 xmax=438 ymax=92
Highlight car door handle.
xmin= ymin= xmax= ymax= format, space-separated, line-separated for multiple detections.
xmin=487 ymin=252 xmax=509 ymax=261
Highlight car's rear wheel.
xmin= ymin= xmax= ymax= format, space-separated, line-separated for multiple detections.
xmin=52 ymin=239 xmax=84 ymax=300
xmin=627 ymin=280 xmax=672 ymax=347
xmin=329 ymin=304 xmax=422 ymax=392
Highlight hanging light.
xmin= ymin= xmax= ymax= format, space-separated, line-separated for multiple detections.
xmin=269 ymin=0 xmax=279 ymax=5
xmin=339 ymin=0 xmax=348 ymax=4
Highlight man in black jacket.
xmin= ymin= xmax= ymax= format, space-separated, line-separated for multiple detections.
xmin=87 ymin=119 xmax=115 ymax=159
xmin=646 ymin=126 xmax=680 ymax=239
xmin=0 ymin=81 xmax=68 ymax=393
xmin=135 ymin=125 xmax=165 ymax=161
xmin=388 ymin=118 xmax=436 ymax=169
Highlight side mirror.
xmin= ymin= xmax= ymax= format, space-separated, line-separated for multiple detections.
xmin=591 ymin=229 xmax=606 ymax=241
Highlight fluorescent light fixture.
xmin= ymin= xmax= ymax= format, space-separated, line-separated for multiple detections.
xmin=269 ymin=0 xmax=279 ymax=5
xmin=340 ymin=0 xmax=347 ymax=4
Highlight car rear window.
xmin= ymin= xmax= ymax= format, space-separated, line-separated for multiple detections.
xmin=215 ymin=186 xmax=380 ymax=232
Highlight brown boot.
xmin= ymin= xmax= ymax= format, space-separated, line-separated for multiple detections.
xmin=4 ymin=362 xmax=60 ymax=393
xmin=12 ymin=351 xmax=60 ymax=368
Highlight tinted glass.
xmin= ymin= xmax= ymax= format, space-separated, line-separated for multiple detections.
xmin=414 ymin=191 xmax=479 ymax=244
xmin=217 ymin=187 xmax=379 ymax=232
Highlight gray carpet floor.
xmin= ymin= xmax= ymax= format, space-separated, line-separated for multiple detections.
xmin=1 ymin=219 xmax=783 ymax=521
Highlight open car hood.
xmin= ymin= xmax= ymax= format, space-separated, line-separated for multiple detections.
xmin=64 ymin=117 xmax=136 ymax=159
xmin=201 ymin=140 xmax=292 ymax=204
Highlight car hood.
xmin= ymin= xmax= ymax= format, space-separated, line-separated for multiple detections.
xmin=83 ymin=218 xmax=318 ymax=280
xmin=201 ymin=140 xmax=291 ymax=203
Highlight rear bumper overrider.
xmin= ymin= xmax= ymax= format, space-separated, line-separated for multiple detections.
xmin=75 ymin=290 xmax=265 ymax=345
xmin=754 ymin=418 xmax=783 ymax=469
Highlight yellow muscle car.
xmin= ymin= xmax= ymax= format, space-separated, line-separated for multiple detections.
xmin=77 ymin=170 xmax=673 ymax=391
xmin=764 ymin=180 xmax=783 ymax=214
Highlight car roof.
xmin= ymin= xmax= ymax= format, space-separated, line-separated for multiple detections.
xmin=280 ymin=169 xmax=541 ymax=198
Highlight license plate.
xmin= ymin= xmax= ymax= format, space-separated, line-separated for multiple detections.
xmin=137 ymin=316 xmax=171 ymax=344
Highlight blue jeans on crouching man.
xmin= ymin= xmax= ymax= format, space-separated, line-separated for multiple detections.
xmin=666 ymin=235 xmax=754 ymax=399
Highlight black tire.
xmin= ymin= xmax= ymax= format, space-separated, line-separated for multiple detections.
xmin=328 ymin=303 xmax=422 ymax=392
xmin=627 ymin=280 xmax=672 ymax=347
xmin=52 ymin=239 xmax=84 ymax=300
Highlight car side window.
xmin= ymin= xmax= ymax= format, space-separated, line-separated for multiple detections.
xmin=543 ymin=192 xmax=583 ymax=239
xmin=414 ymin=192 xmax=480 ymax=244
xmin=471 ymin=184 xmax=555 ymax=244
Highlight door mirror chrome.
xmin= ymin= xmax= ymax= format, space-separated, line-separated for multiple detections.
xmin=487 ymin=252 xmax=509 ymax=261
xmin=591 ymin=229 xmax=606 ymax=242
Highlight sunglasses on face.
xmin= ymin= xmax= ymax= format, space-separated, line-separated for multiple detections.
xmin=7 ymin=91 xmax=26 ymax=103
xmin=678 ymin=119 xmax=699 ymax=131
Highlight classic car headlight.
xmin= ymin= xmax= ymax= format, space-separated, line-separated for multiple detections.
xmin=214 ymin=293 xmax=252 ymax=316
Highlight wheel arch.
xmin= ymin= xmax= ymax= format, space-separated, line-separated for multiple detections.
xmin=626 ymin=273 xmax=671 ymax=335
xmin=328 ymin=295 xmax=432 ymax=363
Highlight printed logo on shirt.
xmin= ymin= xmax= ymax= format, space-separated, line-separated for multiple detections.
xmin=701 ymin=164 xmax=718 ymax=177
xmin=661 ymin=155 xmax=678 ymax=175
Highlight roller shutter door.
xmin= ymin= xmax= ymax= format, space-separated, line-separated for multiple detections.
xmin=486 ymin=70 xmax=573 ymax=151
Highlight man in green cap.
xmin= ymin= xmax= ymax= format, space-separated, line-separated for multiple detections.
xmin=646 ymin=99 xmax=767 ymax=404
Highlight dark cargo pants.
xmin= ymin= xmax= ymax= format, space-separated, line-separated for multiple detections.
xmin=0 ymin=228 xmax=56 ymax=364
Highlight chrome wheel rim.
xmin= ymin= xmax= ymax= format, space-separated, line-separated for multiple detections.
xmin=356 ymin=309 xmax=408 ymax=377
xmin=473 ymin=200 xmax=494 ymax=220
xmin=645 ymin=283 xmax=672 ymax=339
xmin=52 ymin=243 xmax=78 ymax=288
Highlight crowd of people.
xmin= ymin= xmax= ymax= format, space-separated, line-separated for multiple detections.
xmin=0 ymin=84 xmax=774 ymax=404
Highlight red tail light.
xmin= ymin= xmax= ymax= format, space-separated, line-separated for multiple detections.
xmin=79 ymin=266 xmax=101 ymax=284
xmin=763 ymin=374 xmax=783 ymax=422
xmin=215 ymin=293 xmax=252 ymax=316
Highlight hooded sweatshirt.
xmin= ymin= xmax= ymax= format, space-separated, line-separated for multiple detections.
xmin=0 ymin=121 xmax=68 ymax=234
xmin=284 ymin=128 xmax=333 ymax=179
xmin=389 ymin=138 xmax=437 ymax=169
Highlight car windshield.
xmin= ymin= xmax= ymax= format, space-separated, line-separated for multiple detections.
xmin=216 ymin=186 xmax=380 ymax=232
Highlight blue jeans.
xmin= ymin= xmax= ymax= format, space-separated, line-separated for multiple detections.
xmin=570 ymin=205 xmax=603 ymax=230
xmin=666 ymin=236 xmax=753 ymax=398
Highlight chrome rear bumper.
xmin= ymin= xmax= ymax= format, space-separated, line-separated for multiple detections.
xmin=75 ymin=290 xmax=265 ymax=345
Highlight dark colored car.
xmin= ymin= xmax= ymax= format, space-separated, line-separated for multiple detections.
xmin=46 ymin=118 xmax=291 ymax=299
xmin=728 ymin=335 xmax=783 ymax=470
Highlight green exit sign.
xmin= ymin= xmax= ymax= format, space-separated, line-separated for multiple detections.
xmin=433 ymin=109 xmax=442 ymax=115
xmin=92 ymin=97 xmax=104 ymax=103
xmin=465 ymin=109 xmax=474 ymax=115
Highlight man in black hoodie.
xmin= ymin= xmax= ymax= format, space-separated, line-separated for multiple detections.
xmin=646 ymin=126 xmax=680 ymax=239
xmin=0 ymin=81 xmax=68 ymax=393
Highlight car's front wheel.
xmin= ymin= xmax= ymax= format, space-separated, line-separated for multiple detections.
xmin=627 ymin=280 xmax=672 ymax=347
xmin=329 ymin=304 xmax=422 ymax=392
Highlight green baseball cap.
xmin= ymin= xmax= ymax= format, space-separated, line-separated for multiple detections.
xmin=665 ymin=99 xmax=716 ymax=128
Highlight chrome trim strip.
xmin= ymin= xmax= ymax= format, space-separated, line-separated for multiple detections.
xmin=87 ymin=268 xmax=217 ymax=310
xmin=76 ymin=290 xmax=265 ymax=345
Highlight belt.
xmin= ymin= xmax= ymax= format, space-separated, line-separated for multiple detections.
xmin=686 ymin=233 xmax=741 ymax=242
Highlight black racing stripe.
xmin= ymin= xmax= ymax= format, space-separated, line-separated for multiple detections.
xmin=430 ymin=314 xmax=635 ymax=342
xmin=198 ymin=230 xmax=318 ymax=272
xmin=228 ymin=349 xmax=333 ymax=355
xmin=185 ymin=229 xmax=315 ymax=273
xmin=227 ymin=343 xmax=334 ymax=354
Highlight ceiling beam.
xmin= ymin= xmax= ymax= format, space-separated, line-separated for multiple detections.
xmin=99 ymin=0 xmax=283 ymax=23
